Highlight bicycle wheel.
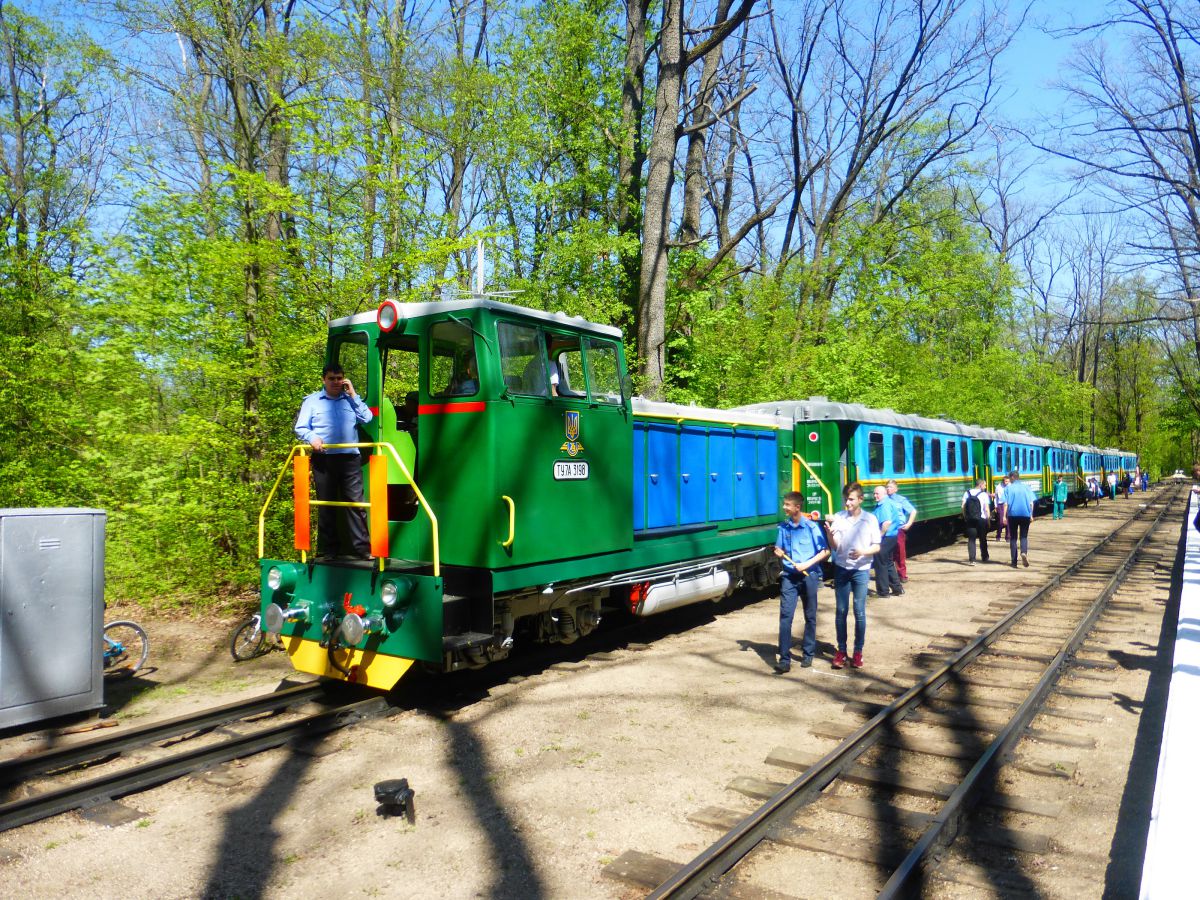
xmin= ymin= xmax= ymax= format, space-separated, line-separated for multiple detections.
xmin=103 ymin=620 xmax=149 ymax=679
xmin=230 ymin=618 xmax=269 ymax=661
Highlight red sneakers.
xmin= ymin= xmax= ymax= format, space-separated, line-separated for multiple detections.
xmin=832 ymin=651 xmax=847 ymax=669
xmin=851 ymin=652 xmax=864 ymax=668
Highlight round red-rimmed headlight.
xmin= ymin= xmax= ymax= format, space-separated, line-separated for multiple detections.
xmin=378 ymin=300 xmax=402 ymax=332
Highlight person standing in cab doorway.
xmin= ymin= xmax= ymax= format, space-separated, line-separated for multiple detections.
xmin=886 ymin=479 xmax=917 ymax=583
xmin=772 ymin=492 xmax=829 ymax=673
xmin=826 ymin=483 xmax=881 ymax=670
xmin=1052 ymin=476 xmax=1069 ymax=519
xmin=961 ymin=479 xmax=992 ymax=565
xmin=294 ymin=364 xmax=374 ymax=559
xmin=1004 ymin=469 xmax=1036 ymax=568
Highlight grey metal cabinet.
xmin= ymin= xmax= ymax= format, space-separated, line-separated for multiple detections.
xmin=0 ymin=509 xmax=105 ymax=729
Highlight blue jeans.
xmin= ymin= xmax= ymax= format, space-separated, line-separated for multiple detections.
xmin=779 ymin=570 xmax=821 ymax=662
xmin=833 ymin=565 xmax=870 ymax=654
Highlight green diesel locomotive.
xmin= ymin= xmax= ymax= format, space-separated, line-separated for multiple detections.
xmin=258 ymin=299 xmax=794 ymax=689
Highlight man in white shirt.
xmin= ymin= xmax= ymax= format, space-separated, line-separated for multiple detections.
xmin=825 ymin=482 xmax=881 ymax=670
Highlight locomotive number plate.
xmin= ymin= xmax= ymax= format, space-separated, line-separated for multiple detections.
xmin=553 ymin=460 xmax=590 ymax=480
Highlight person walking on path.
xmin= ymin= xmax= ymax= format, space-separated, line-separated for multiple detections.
xmin=961 ymin=480 xmax=992 ymax=565
xmin=1004 ymin=469 xmax=1036 ymax=568
xmin=871 ymin=486 xmax=905 ymax=597
xmin=886 ymin=479 xmax=917 ymax=582
xmin=772 ymin=492 xmax=830 ymax=673
xmin=994 ymin=476 xmax=1010 ymax=541
xmin=826 ymin=483 xmax=881 ymax=670
xmin=294 ymin=364 xmax=374 ymax=558
xmin=1052 ymin=476 xmax=1069 ymax=520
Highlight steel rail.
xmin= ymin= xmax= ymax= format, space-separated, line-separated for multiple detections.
xmin=0 ymin=696 xmax=388 ymax=834
xmin=877 ymin=487 xmax=1179 ymax=896
xmin=647 ymin=489 xmax=1177 ymax=900
xmin=0 ymin=682 xmax=332 ymax=790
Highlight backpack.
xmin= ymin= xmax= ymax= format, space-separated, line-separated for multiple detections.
xmin=964 ymin=490 xmax=984 ymax=520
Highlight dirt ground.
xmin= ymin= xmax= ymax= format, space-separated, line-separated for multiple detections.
xmin=0 ymin=492 xmax=1173 ymax=899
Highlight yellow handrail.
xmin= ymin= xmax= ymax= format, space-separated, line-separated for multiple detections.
xmin=500 ymin=495 xmax=515 ymax=549
xmin=258 ymin=442 xmax=441 ymax=577
xmin=792 ymin=453 xmax=835 ymax=516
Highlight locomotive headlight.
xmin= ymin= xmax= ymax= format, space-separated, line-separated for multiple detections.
xmin=377 ymin=300 xmax=403 ymax=333
xmin=264 ymin=563 xmax=304 ymax=595
xmin=381 ymin=581 xmax=399 ymax=608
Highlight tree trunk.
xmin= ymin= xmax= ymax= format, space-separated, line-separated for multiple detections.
xmin=636 ymin=0 xmax=685 ymax=398
xmin=617 ymin=0 xmax=648 ymax=326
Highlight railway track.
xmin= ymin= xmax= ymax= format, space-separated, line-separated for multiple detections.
xmin=0 ymin=680 xmax=388 ymax=833
xmin=605 ymin=486 xmax=1182 ymax=898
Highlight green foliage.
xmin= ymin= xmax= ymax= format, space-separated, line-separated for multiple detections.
xmin=0 ymin=1 xmax=1180 ymax=610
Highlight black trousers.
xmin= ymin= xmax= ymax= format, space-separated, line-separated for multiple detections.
xmin=874 ymin=533 xmax=903 ymax=595
xmin=965 ymin=516 xmax=989 ymax=562
xmin=312 ymin=453 xmax=371 ymax=556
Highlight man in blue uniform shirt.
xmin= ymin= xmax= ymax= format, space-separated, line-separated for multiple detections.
xmin=871 ymin=486 xmax=905 ymax=597
xmin=1003 ymin=469 xmax=1036 ymax=568
xmin=773 ymin=492 xmax=830 ymax=672
xmin=295 ymin=364 xmax=375 ymax=558
xmin=886 ymin=479 xmax=917 ymax=582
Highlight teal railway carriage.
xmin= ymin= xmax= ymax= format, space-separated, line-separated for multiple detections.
xmin=735 ymin=399 xmax=981 ymax=524
xmin=976 ymin=429 xmax=1052 ymax=505
xmin=257 ymin=298 xmax=792 ymax=689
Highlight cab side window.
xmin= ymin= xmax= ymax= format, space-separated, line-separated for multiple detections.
xmin=429 ymin=320 xmax=478 ymax=398
xmin=382 ymin=335 xmax=420 ymax=427
xmin=333 ymin=334 xmax=369 ymax=402
xmin=498 ymin=321 xmax=549 ymax=397
xmin=585 ymin=339 xmax=622 ymax=404
xmin=545 ymin=331 xmax=585 ymax=398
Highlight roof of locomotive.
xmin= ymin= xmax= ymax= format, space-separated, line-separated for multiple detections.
xmin=329 ymin=297 xmax=623 ymax=338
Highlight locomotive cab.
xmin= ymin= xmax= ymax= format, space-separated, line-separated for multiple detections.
xmin=259 ymin=299 xmax=648 ymax=687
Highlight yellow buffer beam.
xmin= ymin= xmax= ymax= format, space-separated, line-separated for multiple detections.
xmin=284 ymin=636 xmax=414 ymax=690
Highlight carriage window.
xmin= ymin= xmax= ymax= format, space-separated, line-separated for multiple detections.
xmin=1005 ymin=447 xmax=1012 ymax=471
xmin=497 ymin=321 xmax=549 ymax=397
xmin=429 ymin=320 xmax=478 ymax=398
xmin=585 ymin=339 xmax=622 ymax=404
xmin=892 ymin=434 xmax=906 ymax=473
xmin=1021 ymin=448 xmax=1027 ymax=470
xmin=913 ymin=436 xmax=925 ymax=474
xmin=931 ymin=437 xmax=942 ymax=473
xmin=868 ymin=431 xmax=884 ymax=474
xmin=960 ymin=442 xmax=969 ymax=472
xmin=332 ymin=333 xmax=369 ymax=402
xmin=946 ymin=440 xmax=956 ymax=472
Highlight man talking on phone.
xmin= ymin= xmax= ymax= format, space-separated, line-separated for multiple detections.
xmin=294 ymin=364 xmax=374 ymax=558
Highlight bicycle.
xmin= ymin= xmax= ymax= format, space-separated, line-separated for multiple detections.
xmin=103 ymin=620 xmax=150 ymax=680
xmin=230 ymin=613 xmax=282 ymax=662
